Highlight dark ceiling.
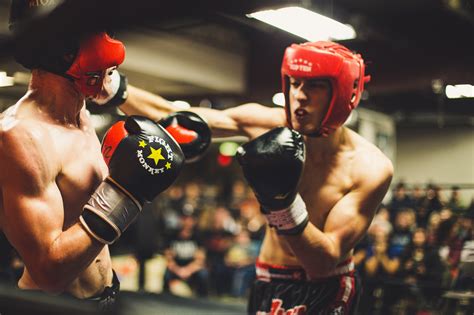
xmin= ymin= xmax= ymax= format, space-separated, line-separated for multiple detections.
xmin=0 ymin=0 xmax=473 ymax=121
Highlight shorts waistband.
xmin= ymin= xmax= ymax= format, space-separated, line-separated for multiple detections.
xmin=255 ymin=258 xmax=354 ymax=282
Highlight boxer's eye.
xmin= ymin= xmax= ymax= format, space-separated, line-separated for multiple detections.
xmin=108 ymin=67 xmax=117 ymax=76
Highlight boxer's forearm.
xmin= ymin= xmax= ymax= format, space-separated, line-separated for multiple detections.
xmin=118 ymin=85 xmax=176 ymax=120
xmin=32 ymin=223 xmax=104 ymax=293
xmin=282 ymin=223 xmax=340 ymax=278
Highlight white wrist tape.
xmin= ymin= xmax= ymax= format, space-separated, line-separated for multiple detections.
xmin=264 ymin=194 xmax=308 ymax=232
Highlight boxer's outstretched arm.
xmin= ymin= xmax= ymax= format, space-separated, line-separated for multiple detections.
xmin=118 ymin=85 xmax=286 ymax=138
xmin=0 ymin=125 xmax=103 ymax=293
xmin=282 ymin=155 xmax=393 ymax=278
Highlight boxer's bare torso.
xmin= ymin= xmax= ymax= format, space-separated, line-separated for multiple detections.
xmin=188 ymin=101 xmax=392 ymax=278
xmin=258 ymin=127 xmax=388 ymax=270
xmin=0 ymin=89 xmax=113 ymax=298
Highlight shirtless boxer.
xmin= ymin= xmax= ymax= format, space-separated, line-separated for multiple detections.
xmin=0 ymin=0 xmax=189 ymax=309
xmin=120 ymin=41 xmax=393 ymax=314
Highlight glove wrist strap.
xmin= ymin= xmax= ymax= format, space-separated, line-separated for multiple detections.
xmin=80 ymin=179 xmax=141 ymax=244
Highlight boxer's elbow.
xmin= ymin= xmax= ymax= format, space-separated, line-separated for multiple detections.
xmin=305 ymin=252 xmax=339 ymax=279
xmin=32 ymin=257 xmax=73 ymax=293
xmin=305 ymin=239 xmax=341 ymax=278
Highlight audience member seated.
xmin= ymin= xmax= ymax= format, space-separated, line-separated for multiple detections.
xmin=360 ymin=229 xmax=400 ymax=314
xmin=389 ymin=182 xmax=414 ymax=221
xmin=398 ymin=228 xmax=444 ymax=312
xmin=200 ymin=206 xmax=238 ymax=295
xmin=447 ymin=186 xmax=465 ymax=215
xmin=163 ymin=214 xmax=209 ymax=297
xmin=224 ymin=229 xmax=258 ymax=297
xmin=390 ymin=209 xmax=416 ymax=258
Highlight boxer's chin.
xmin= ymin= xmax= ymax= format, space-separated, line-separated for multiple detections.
xmin=291 ymin=120 xmax=319 ymax=135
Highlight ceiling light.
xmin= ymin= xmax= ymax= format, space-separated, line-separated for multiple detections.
xmin=0 ymin=72 xmax=14 ymax=87
xmin=445 ymin=84 xmax=474 ymax=99
xmin=247 ymin=6 xmax=356 ymax=41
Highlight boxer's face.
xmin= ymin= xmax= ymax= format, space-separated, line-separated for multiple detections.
xmin=288 ymin=77 xmax=331 ymax=135
xmin=89 ymin=66 xmax=117 ymax=101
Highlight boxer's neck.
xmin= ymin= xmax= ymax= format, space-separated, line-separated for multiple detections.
xmin=304 ymin=127 xmax=349 ymax=162
xmin=28 ymin=69 xmax=85 ymax=127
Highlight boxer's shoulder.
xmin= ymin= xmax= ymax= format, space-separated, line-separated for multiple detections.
xmin=0 ymin=114 xmax=60 ymax=186
xmin=348 ymin=130 xmax=393 ymax=189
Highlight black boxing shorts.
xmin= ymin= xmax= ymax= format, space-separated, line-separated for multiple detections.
xmin=248 ymin=259 xmax=360 ymax=315
xmin=84 ymin=270 xmax=120 ymax=311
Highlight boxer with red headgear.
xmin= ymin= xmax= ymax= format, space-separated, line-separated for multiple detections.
xmin=281 ymin=41 xmax=371 ymax=136
xmin=120 ymin=39 xmax=392 ymax=313
xmin=0 ymin=0 xmax=184 ymax=310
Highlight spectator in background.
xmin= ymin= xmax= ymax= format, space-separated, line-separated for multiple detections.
xmin=398 ymin=228 xmax=444 ymax=312
xmin=453 ymin=211 xmax=474 ymax=291
xmin=227 ymin=180 xmax=248 ymax=218
xmin=390 ymin=209 xmax=416 ymax=258
xmin=158 ymin=185 xmax=185 ymax=235
xmin=200 ymin=206 xmax=238 ymax=295
xmin=447 ymin=186 xmax=465 ymax=215
xmin=182 ymin=182 xmax=203 ymax=216
xmin=360 ymin=229 xmax=400 ymax=314
xmin=201 ymin=184 xmax=220 ymax=209
xmin=163 ymin=214 xmax=208 ymax=297
xmin=420 ymin=184 xmax=444 ymax=217
xmin=426 ymin=211 xmax=442 ymax=246
xmin=389 ymin=182 xmax=414 ymax=222
xmin=224 ymin=229 xmax=258 ymax=297
xmin=436 ymin=216 xmax=464 ymax=283
xmin=411 ymin=185 xmax=425 ymax=209
xmin=238 ymin=198 xmax=266 ymax=244
xmin=368 ymin=205 xmax=393 ymax=237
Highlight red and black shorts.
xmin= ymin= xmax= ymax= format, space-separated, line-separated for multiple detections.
xmin=248 ymin=259 xmax=360 ymax=315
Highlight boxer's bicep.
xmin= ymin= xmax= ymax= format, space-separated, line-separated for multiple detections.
xmin=1 ymin=136 xmax=64 ymax=269
xmin=224 ymin=103 xmax=286 ymax=139
xmin=3 ymin=182 xmax=64 ymax=264
xmin=324 ymin=160 xmax=393 ymax=260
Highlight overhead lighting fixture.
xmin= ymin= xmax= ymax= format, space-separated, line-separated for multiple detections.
xmin=445 ymin=84 xmax=474 ymax=99
xmin=0 ymin=72 xmax=14 ymax=87
xmin=247 ymin=6 xmax=356 ymax=41
xmin=272 ymin=92 xmax=285 ymax=106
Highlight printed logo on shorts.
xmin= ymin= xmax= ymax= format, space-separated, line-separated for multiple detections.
xmin=136 ymin=136 xmax=174 ymax=175
xmin=257 ymin=299 xmax=307 ymax=315
xmin=329 ymin=305 xmax=344 ymax=315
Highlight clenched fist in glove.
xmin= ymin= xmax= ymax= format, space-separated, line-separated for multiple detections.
xmin=80 ymin=116 xmax=184 ymax=244
xmin=236 ymin=127 xmax=308 ymax=235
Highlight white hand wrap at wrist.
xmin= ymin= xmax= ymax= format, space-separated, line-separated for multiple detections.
xmin=92 ymin=70 xmax=121 ymax=105
xmin=264 ymin=194 xmax=308 ymax=234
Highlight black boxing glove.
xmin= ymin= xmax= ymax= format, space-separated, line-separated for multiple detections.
xmin=159 ymin=111 xmax=211 ymax=163
xmin=80 ymin=116 xmax=184 ymax=244
xmin=236 ymin=127 xmax=308 ymax=235
xmin=88 ymin=70 xmax=128 ymax=107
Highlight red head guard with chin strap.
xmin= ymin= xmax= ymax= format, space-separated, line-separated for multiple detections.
xmin=281 ymin=41 xmax=370 ymax=137
xmin=66 ymin=32 xmax=125 ymax=98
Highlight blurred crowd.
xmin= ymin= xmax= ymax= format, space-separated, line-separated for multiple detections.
xmin=355 ymin=183 xmax=474 ymax=314
xmin=0 ymin=179 xmax=473 ymax=313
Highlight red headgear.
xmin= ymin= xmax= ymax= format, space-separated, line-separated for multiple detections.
xmin=281 ymin=41 xmax=370 ymax=136
xmin=66 ymin=32 xmax=126 ymax=98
